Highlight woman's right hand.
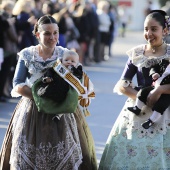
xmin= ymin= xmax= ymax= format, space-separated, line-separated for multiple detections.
xmin=120 ymin=86 xmax=138 ymax=100
xmin=17 ymin=85 xmax=33 ymax=99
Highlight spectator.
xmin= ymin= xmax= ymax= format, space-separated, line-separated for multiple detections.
xmin=161 ymin=1 xmax=170 ymax=16
xmin=144 ymin=0 xmax=154 ymax=17
xmin=0 ymin=0 xmax=18 ymax=99
xmin=72 ymin=3 xmax=91 ymax=65
xmin=13 ymin=0 xmax=38 ymax=51
xmin=108 ymin=3 xmax=116 ymax=57
xmin=84 ymin=0 xmax=99 ymax=64
xmin=42 ymin=1 xmax=55 ymax=16
xmin=32 ymin=0 xmax=43 ymax=18
xmin=118 ymin=4 xmax=131 ymax=37
xmin=96 ymin=0 xmax=111 ymax=61
xmin=52 ymin=7 xmax=68 ymax=47
xmin=0 ymin=15 xmax=10 ymax=102
xmin=63 ymin=9 xmax=80 ymax=51
xmin=161 ymin=1 xmax=170 ymax=44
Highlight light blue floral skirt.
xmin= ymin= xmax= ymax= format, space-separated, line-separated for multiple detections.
xmin=99 ymin=98 xmax=170 ymax=170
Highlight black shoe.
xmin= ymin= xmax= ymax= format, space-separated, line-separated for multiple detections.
xmin=141 ymin=119 xmax=154 ymax=129
xmin=127 ymin=106 xmax=141 ymax=115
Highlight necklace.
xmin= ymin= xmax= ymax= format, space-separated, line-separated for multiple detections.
xmin=151 ymin=42 xmax=164 ymax=53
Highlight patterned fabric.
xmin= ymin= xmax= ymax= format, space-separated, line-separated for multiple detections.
xmin=11 ymin=45 xmax=66 ymax=97
xmin=99 ymin=44 xmax=170 ymax=170
xmin=9 ymin=98 xmax=82 ymax=170
xmin=0 ymin=46 xmax=97 ymax=170
xmin=127 ymin=44 xmax=170 ymax=69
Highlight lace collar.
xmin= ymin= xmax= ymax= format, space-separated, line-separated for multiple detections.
xmin=18 ymin=45 xmax=67 ymax=75
xmin=34 ymin=45 xmax=58 ymax=62
xmin=126 ymin=44 xmax=170 ymax=68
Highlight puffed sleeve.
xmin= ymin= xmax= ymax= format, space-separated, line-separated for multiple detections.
xmin=11 ymin=55 xmax=29 ymax=97
xmin=113 ymin=58 xmax=137 ymax=94
xmin=120 ymin=58 xmax=138 ymax=80
xmin=13 ymin=56 xmax=28 ymax=87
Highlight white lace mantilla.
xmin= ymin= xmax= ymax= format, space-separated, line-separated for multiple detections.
xmin=126 ymin=44 xmax=170 ymax=69
xmin=113 ymin=79 xmax=135 ymax=95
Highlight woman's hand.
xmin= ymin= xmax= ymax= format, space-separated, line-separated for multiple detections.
xmin=119 ymin=85 xmax=138 ymax=100
xmin=147 ymin=87 xmax=161 ymax=107
xmin=17 ymin=85 xmax=33 ymax=99
xmin=152 ymin=73 xmax=160 ymax=81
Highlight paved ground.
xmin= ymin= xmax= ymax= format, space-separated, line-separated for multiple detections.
xmin=0 ymin=30 xmax=145 ymax=166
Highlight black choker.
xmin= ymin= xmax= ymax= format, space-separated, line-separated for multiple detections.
xmin=151 ymin=42 xmax=164 ymax=53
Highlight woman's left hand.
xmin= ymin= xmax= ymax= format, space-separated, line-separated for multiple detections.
xmin=146 ymin=87 xmax=161 ymax=107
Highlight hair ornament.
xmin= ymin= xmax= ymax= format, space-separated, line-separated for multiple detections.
xmin=47 ymin=15 xmax=53 ymax=24
xmin=165 ymin=15 xmax=170 ymax=34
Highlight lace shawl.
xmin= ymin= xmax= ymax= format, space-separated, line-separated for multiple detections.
xmin=11 ymin=45 xmax=67 ymax=97
xmin=114 ymin=44 xmax=170 ymax=94
xmin=126 ymin=44 xmax=170 ymax=68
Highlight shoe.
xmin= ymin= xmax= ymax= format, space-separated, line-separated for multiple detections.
xmin=127 ymin=106 xmax=141 ymax=115
xmin=141 ymin=119 xmax=154 ymax=129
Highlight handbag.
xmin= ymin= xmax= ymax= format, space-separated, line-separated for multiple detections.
xmin=32 ymin=78 xmax=78 ymax=114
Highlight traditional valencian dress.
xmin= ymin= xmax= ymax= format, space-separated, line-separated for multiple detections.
xmin=0 ymin=45 xmax=97 ymax=170
xmin=99 ymin=44 xmax=170 ymax=170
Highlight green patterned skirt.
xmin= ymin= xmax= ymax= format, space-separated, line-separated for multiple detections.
xmin=99 ymin=98 xmax=170 ymax=170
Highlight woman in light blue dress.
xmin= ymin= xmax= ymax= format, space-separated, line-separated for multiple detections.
xmin=99 ymin=10 xmax=170 ymax=169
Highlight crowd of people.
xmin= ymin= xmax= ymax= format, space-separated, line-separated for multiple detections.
xmin=0 ymin=0 xmax=122 ymax=102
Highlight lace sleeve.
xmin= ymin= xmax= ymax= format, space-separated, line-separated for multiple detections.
xmin=113 ymin=79 xmax=135 ymax=95
xmin=113 ymin=51 xmax=138 ymax=95
xmin=11 ymin=83 xmax=28 ymax=97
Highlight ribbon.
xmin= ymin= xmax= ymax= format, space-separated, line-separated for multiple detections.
xmin=53 ymin=59 xmax=95 ymax=113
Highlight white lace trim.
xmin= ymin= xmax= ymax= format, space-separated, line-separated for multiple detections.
xmin=11 ymin=73 xmax=43 ymax=98
xmin=115 ymin=98 xmax=170 ymax=138
xmin=34 ymin=45 xmax=57 ymax=62
xmin=11 ymin=83 xmax=27 ymax=97
xmin=113 ymin=79 xmax=135 ymax=95
xmin=126 ymin=44 xmax=170 ymax=69
xmin=19 ymin=45 xmax=60 ymax=75
xmin=11 ymin=46 xmax=68 ymax=97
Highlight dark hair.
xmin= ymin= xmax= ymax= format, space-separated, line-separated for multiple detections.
xmin=147 ymin=10 xmax=167 ymax=29
xmin=32 ymin=15 xmax=58 ymax=36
